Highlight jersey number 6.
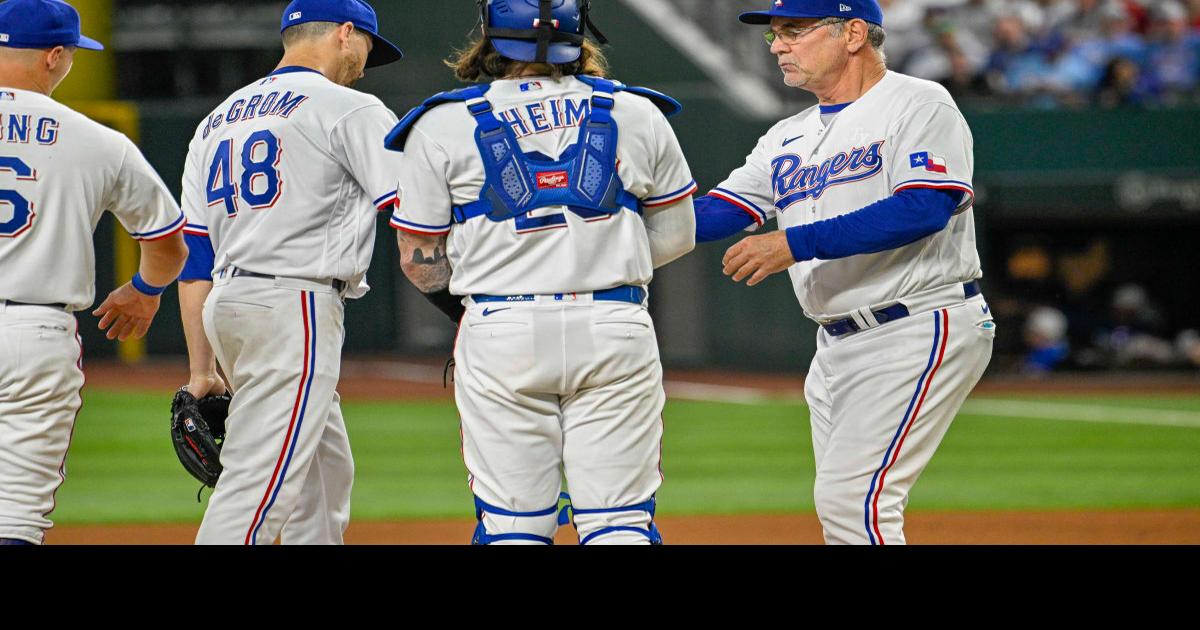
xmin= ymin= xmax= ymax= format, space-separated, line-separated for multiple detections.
xmin=206 ymin=130 xmax=284 ymax=217
xmin=0 ymin=156 xmax=37 ymax=238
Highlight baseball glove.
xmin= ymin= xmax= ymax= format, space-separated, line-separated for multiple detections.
xmin=170 ymin=387 xmax=231 ymax=488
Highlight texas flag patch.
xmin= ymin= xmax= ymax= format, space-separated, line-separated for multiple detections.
xmin=910 ymin=151 xmax=948 ymax=174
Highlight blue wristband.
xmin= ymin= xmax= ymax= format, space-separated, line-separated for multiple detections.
xmin=131 ymin=272 xmax=168 ymax=296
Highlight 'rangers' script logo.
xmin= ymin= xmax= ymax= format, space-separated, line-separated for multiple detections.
xmin=771 ymin=140 xmax=885 ymax=211
xmin=537 ymin=171 xmax=569 ymax=189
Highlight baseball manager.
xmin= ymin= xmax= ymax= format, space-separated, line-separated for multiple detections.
xmin=693 ymin=0 xmax=994 ymax=544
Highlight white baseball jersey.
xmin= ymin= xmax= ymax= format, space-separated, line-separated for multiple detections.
xmin=0 ymin=87 xmax=184 ymax=311
xmin=180 ymin=67 xmax=402 ymax=299
xmin=711 ymin=71 xmax=980 ymax=320
xmin=392 ymin=75 xmax=697 ymax=296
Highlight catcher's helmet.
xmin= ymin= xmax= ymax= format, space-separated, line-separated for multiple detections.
xmin=479 ymin=0 xmax=607 ymax=64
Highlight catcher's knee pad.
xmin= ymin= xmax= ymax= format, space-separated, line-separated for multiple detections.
xmin=566 ymin=495 xmax=663 ymax=545
xmin=471 ymin=495 xmax=559 ymax=545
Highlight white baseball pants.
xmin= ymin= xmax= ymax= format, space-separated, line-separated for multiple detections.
xmin=455 ymin=295 xmax=666 ymax=545
xmin=0 ymin=304 xmax=83 ymax=544
xmin=805 ymin=293 xmax=994 ymax=545
xmin=195 ymin=275 xmax=353 ymax=545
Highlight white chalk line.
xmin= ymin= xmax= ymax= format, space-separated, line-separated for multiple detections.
xmin=664 ymin=381 xmax=1200 ymax=429
xmin=355 ymin=362 xmax=1200 ymax=429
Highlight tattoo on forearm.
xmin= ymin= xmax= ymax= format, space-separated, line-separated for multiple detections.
xmin=402 ymin=243 xmax=452 ymax=293
xmin=411 ymin=246 xmax=447 ymax=266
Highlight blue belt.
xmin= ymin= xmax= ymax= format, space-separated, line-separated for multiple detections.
xmin=822 ymin=281 xmax=981 ymax=337
xmin=472 ymin=285 xmax=646 ymax=305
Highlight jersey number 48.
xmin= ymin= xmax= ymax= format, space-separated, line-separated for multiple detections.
xmin=206 ymin=130 xmax=283 ymax=217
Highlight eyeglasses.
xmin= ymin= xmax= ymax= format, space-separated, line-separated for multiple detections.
xmin=763 ymin=18 xmax=847 ymax=46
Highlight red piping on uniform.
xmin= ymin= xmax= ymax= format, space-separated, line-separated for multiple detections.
xmin=245 ymin=292 xmax=311 ymax=545
xmin=708 ymin=189 xmax=764 ymax=225
xmin=870 ymin=309 xmax=949 ymax=544
xmin=643 ymin=183 xmax=698 ymax=208
xmin=138 ymin=220 xmax=187 ymax=242
xmin=44 ymin=322 xmax=85 ymax=542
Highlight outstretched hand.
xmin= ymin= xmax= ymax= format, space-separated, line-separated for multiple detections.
xmin=722 ymin=231 xmax=796 ymax=286
xmin=92 ymin=282 xmax=162 ymax=341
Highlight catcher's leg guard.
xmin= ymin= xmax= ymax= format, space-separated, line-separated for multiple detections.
xmin=566 ymin=495 xmax=663 ymax=545
xmin=471 ymin=495 xmax=560 ymax=545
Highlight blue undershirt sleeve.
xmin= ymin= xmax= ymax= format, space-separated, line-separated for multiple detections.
xmin=785 ymin=188 xmax=960 ymax=262
xmin=180 ymin=233 xmax=216 ymax=282
xmin=694 ymin=194 xmax=758 ymax=243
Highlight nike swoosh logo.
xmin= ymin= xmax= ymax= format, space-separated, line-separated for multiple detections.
xmin=482 ymin=307 xmax=511 ymax=317
xmin=782 ymin=135 xmax=805 ymax=147
xmin=981 ymin=304 xmax=990 ymax=315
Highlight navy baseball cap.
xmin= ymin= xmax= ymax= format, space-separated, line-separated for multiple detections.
xmin=739 ymin=0 xmax=884 ymax=27
xmin=0 ymin=0 xmax=104 ymax=51
xmin=281 ymin=0 xmax=403 ymax=68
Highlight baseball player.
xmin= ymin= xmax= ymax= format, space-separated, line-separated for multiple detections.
xmin=177 ymin=0 xmax=404 ymax=545
xmin=693 ymin=0 xmax=994 ymax=544
xmin=385 ymin=0 xmax=696 ymax=544
xmin=0 ymin=0 xmax=188 ymax=545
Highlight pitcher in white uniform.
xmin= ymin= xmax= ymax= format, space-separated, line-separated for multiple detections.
xmin=0 ymin=0 xmax=188 ymax=545
xmin=694 ymin=0 xmax=994 ymax=544
xmin=177 ymin=0 xmax=404 ymax=545
xmin=386 ymin=0 xmax=696 ymax=545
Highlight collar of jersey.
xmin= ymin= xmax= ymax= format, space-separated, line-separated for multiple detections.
xmin=269 ymin=66 xmax=324 ymax=77
xmin=818 ymin=101 xmax=854 ymax=115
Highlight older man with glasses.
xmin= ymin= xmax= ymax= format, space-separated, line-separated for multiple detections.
xmin=692 ymin=0 xmax=994 ymax=545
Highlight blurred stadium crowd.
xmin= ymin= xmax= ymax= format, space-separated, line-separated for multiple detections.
xmin=885 ymin=0 xmax=1200 ymax=107
xmin=996 ymin=238 xmax=1200 ymax=374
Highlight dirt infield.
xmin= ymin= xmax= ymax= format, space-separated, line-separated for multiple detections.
xmin=45 ymin=509 xmax=1200 ymax=544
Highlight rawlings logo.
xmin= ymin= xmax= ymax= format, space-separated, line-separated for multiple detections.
xmin=771 ymin=140 xmax=885 ymax=211
xmin=537 ymin=171 xmax=569 ymax=189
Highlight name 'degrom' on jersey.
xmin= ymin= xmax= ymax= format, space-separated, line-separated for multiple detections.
xmin=0 ymin=114 xmax=59 ymax=145
xmin=771 ymin=140 xmax=885 ymax=211
xmin=201 ymin=91 xmax=309 ymax=140
xmin=498 ymin=98 xmax=591 ymax=139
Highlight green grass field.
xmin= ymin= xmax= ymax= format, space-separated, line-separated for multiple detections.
xmin=50 ymin=390 xmax=1200 ymax=524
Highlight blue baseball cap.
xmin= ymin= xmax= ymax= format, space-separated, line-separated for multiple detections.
xmin=0 ymin=0 xmax=104 ymax=51
xmin=739 ymin=0 xmax=884 ymax=27
xmin=281 ymin=0 xmax=403 ymax=68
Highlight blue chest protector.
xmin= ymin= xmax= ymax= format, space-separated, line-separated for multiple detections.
xmin=384 ymin=76 xmax=683 ymax=225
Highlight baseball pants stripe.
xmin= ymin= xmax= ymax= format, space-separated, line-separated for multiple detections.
xmin=0 ymin=306 xmax=85 ymax=544
xmin=45 ymin=326 xmax=85 ymax=526
xmin=807 ymin=295 xmax=992 ymax=544
xmin=863 ymin=309 xmax=949 ymax=545
xmin=246 ymin=291 xmax=316 ymax=545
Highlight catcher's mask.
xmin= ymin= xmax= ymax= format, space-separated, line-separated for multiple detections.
xmin=478 ymin=0 xmax=608 ymax=64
